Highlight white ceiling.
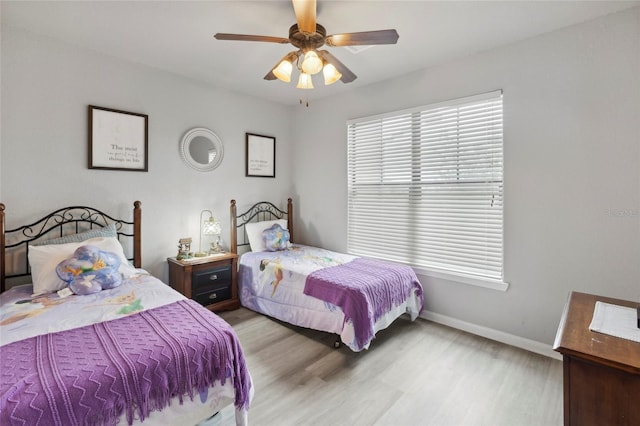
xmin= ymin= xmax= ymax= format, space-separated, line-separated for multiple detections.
xmin=2 ymin=1 xmax=638 ymax=106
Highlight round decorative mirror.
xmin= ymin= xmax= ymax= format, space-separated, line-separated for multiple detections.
xmin=179 ymin=127 xmax=224 ymax=172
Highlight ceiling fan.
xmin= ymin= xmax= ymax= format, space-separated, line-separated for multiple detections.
xmin=214 ymin=0 xmax=399 ymax=89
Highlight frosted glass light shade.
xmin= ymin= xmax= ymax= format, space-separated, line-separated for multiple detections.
xmin=323 ymin=63 xmax=342 ymax=85
xmin=297 ymin=73 xmax=314 ymax=89
xmin=202 ymin=218 xmax=221 ymax=236
xmin=301 ymin=50 xmax=323 ymax=75
xmin=273 ymin=59 xmax=293 ymax=82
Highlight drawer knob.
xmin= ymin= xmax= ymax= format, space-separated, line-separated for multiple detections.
xmin=209 ymin=293 xmax=218 ymax=300
xmin=209 ymin=274 xmax=218 ymax=280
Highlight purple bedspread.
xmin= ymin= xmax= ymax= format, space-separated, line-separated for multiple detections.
xmin=0 ymin=299 xmax=251 ymax=426
xmin=304 ymin=257 xmax=424 ymax=349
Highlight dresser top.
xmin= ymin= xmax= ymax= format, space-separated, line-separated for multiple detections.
xmin=553 ymin=291 xmax=640 ymax=374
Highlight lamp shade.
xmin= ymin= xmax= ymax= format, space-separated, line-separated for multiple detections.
xmin=301 ymin=50 xmax=323 ymax=75
xmin=202 ymin=218 xmax=221 ymax=236
xmin=297 ymin=73 xmax=314 ymax=89
xmin=273 ymin=59 xmax=293 ymax=82
xmin=323 ymin=63 xmax=342 ymax=85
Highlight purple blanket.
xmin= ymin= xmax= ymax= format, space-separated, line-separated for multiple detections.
xmin=304 ymin=257 xmax=424 ymax=349
xmin=0 ymin=299 xmax=251 ymax=426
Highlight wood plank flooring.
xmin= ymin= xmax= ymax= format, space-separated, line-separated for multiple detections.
xmin=216 ymin=308 xmax=563 ymax=426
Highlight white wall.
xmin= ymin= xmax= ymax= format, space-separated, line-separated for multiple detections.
xmin=0 ymin=27 xmax=293 ymax=281
xmin=291 ymin=8 xmax=640 ymax=346
xmin=2 ymin=8 xmax=639 ymax=349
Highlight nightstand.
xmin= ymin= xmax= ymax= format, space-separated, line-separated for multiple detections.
xmin=167 ymin=253 xmax=239 ymax=312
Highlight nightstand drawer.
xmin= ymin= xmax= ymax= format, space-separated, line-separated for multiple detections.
xmin=192 ymin=266 xmax=231 ymax=291
xmin=167 ymin=254 xmax=239 ymax=313
xmin=193 ymin=282 xmax=231 ymax=306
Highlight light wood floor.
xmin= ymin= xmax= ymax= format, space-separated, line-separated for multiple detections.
xmin=217 ymin=308 xmax=563 ymax=426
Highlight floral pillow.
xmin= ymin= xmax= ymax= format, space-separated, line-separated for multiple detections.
xmin=29 ymin=237 xmax=137 ymax=295
xmin=246 ymin=219 xmax=288 ymax=252
xmin=262 ymin=223 xmax=290 ymax=252
xmin=56 ymin=245 xmax=123 ymax=295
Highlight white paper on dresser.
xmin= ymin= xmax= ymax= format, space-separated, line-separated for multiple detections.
xmin=589 ymin=301 xmax=640 ymax=343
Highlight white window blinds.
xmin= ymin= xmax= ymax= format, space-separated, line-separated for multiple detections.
xmin=347 ymin=91 xmax=503 ymax=281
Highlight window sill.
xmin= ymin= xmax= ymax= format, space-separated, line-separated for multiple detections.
xmin=412 ymin=266 xmax=509 ymax=292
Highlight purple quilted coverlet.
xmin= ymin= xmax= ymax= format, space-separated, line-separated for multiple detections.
xmin=0 ymin=299 xmax=251 ymax=426
xmin=304 ymin=257 xmax=424 ymax=349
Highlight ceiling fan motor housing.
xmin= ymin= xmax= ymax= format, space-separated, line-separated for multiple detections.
xmin=289 ymin=24 xmax=327 ymax=52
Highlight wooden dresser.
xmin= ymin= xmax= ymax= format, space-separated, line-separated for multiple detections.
xmin=553 ymin=291 xmax=640 ymax=426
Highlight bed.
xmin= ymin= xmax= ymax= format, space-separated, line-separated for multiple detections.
xmin=230 ymin=198 xmax=424 ymax=352
xmin=0 ymin=202 xmax=252 ymax=426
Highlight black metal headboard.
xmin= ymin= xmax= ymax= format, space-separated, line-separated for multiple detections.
xmin=230 ymin=198 xmax=293 ymax=254
xmin=0 ymin=201 xmax=141 ymax=292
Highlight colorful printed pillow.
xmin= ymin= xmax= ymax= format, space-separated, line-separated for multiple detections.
xmin=262 ymin=223 xmax=290 ymax=252
xmin=28 ymin=236 xmax=138 ymax=295
xmin=246 ymin=219 xmax=288 ymax=252
xmin=56 ymin=245 xmax=123 ymax=295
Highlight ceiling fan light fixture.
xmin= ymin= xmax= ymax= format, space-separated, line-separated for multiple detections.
xmin=297 ymin=72 xmax=314 ymax=89
xmin=214 ymin=2 xmax=399 ymax=91
xmin=301 ymin=50 xmax=323 ymax=75
xmin=273 ymin=59 xmax=293 ymax=82
xmin=322 ymin=63 xmax=342 ymax=85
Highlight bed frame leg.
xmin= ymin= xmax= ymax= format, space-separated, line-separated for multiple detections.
xmin=333 ymin=337 xmax=341 ymax=349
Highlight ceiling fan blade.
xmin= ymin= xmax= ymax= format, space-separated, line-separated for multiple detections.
xmin=318 ymin=50 xmax=357 ymax=83
xmin=292 ymin=0 xmax=316 ymax=34
xmin=214 ymin=33 xmax=290 ymax=44
xmin=264 ymin=51 xmax=299 ymax=81
xmin=325 ymin=29 xmax=399 ymax=47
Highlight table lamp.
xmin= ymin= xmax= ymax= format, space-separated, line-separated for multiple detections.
xmin=197 ymin=210 xmax=222 ymax=256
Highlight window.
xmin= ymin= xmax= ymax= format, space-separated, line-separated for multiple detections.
xmin=347 ymin=91 xmax=504 ymax=286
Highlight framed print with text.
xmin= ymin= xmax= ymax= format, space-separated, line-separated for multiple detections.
xmin=245 ymin=133 xmax=275 ymax=178
xmin=88 ymin=105 xmax=148 ymax=171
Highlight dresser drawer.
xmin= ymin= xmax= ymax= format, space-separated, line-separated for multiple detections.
xmin=193 ymin=282 xmax=231 ymax=306
xmin=192 ymin=266 xmax=231 ymax=291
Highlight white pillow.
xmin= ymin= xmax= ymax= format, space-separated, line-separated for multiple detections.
xmin=245 ymin=219 xmax=288 ymax=252
xmin=28 ymin=236 xmax=138 ymax=295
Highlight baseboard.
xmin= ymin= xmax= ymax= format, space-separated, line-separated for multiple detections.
xmin=419 ymin=310 xmax=562 ymax=361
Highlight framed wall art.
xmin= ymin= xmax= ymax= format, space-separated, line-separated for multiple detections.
xmin=88 ymin=105 xmax=149 ymax=171
xmin=245 ymin=133 xmax=275 ymax=178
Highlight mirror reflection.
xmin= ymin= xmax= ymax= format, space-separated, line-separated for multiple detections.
xmin=189 ymin=136 xmax=216 ymax=165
